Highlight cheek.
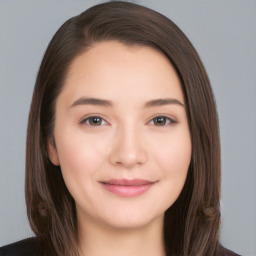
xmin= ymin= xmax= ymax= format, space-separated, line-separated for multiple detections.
xmin=55 ymin=130 xmax=108 ymax=180
xmin=143 ymin=127 xmax=191 ymax=213
xmin=150 ymin=128 xmax=191 ymax=179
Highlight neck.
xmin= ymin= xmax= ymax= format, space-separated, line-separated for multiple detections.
xmin=77 ymin=213 xmax=166 ymax=256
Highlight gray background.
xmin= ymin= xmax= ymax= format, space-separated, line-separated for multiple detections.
xmin=0 ymin=1 xmax=255 ymax=255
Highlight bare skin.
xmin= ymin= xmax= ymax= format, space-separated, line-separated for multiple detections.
xmin=48 ymin=41 xmax=191 ymax=256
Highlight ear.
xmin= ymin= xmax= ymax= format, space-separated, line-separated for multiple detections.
xmin=47 ymin=137 xmax=60 ymax=166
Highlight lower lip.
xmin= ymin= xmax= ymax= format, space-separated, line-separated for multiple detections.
xmin=100 ymin=183 xmax=154 ymax=197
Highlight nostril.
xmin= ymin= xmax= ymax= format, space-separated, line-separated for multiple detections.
xmin=109 ymin=151 xmax=147 ymax=168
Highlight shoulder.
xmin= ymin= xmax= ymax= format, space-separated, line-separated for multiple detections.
xmin=0 ymin=237 xmax=43 ymax=256
xmin=216 ymin=245 xmax=242 ymax=256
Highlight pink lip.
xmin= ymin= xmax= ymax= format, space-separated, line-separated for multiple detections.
xmin=100 ymin=179 xmax=156 ymax=197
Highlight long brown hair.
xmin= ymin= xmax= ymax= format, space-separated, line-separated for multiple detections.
xmin=26 ymin=1 xmax=221 ymax=255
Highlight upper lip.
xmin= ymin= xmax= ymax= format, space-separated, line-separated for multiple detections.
xmin=100 ymin=179 xmax=155 ymax=186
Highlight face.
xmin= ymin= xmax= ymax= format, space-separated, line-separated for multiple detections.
xmin=48 ymin=41 xmax=191 ymax=230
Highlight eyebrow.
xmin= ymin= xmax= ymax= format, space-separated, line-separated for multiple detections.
xmin=70 ymin=97 xmax=184 ymax=108
xmin=70 ymin=97 xmax=113 ymax=108
xmin=144 ymin=98 xmax=184 ymax=108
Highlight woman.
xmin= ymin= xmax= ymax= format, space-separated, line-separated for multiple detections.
xmin=0 ymin=1 xmax=240 ymax=256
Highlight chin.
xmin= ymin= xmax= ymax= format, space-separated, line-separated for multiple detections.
xmin=96 ymin=207 xmax=165 ymax=231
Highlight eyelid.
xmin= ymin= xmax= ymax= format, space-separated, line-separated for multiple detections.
xmin=79 ymin=114 xmax=109 ymax=126
xmin=147 ymin=115 xmax=177 ymax=126
xmin=79 ymin=114 xmax=177 ymax=126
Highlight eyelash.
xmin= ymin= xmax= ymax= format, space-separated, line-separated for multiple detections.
xmin=80 ymin=115 xmax=177 ymax=127
xmin=80 ymin=116 xmax=108 ymax=126
xmin=148 ymin=116 xmax=177 ymax=126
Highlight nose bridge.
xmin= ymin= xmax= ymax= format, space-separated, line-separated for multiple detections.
xmin=109 ymin=121 xmax=147 ymax=167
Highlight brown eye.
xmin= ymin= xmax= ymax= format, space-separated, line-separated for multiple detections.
xmin=81 ymin=116 xmax=107 ymax=126
xmin=150 ymin=116 xmax=175 ymax=126
xmin=153 ymin=117 xmax=167 ymax=126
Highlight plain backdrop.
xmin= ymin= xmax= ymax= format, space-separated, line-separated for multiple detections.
xmin=0 ymin=1 xmax=255 ymax=255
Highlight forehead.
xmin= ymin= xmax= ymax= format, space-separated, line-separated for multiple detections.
xmin=60 ymin=41 xmax=184 ymax=104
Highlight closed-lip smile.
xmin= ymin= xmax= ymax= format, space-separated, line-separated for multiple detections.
xmin=99 ymin=179 xmax=156 ymax=197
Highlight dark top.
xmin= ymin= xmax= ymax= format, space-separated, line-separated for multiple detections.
xmin=0 ymin=238 xmax=43 ymax=256
xmin=0 ymin=237 xmax=241 ymax=256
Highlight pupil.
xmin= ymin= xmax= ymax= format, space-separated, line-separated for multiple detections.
xmin=90 ymin=117 xmax=101 ymax=125
xmin=155 ymin=117 xmax=166 ymax=125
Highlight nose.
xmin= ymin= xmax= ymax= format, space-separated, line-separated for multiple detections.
xmin=109 ymin=125 xmax=147 ymax=168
